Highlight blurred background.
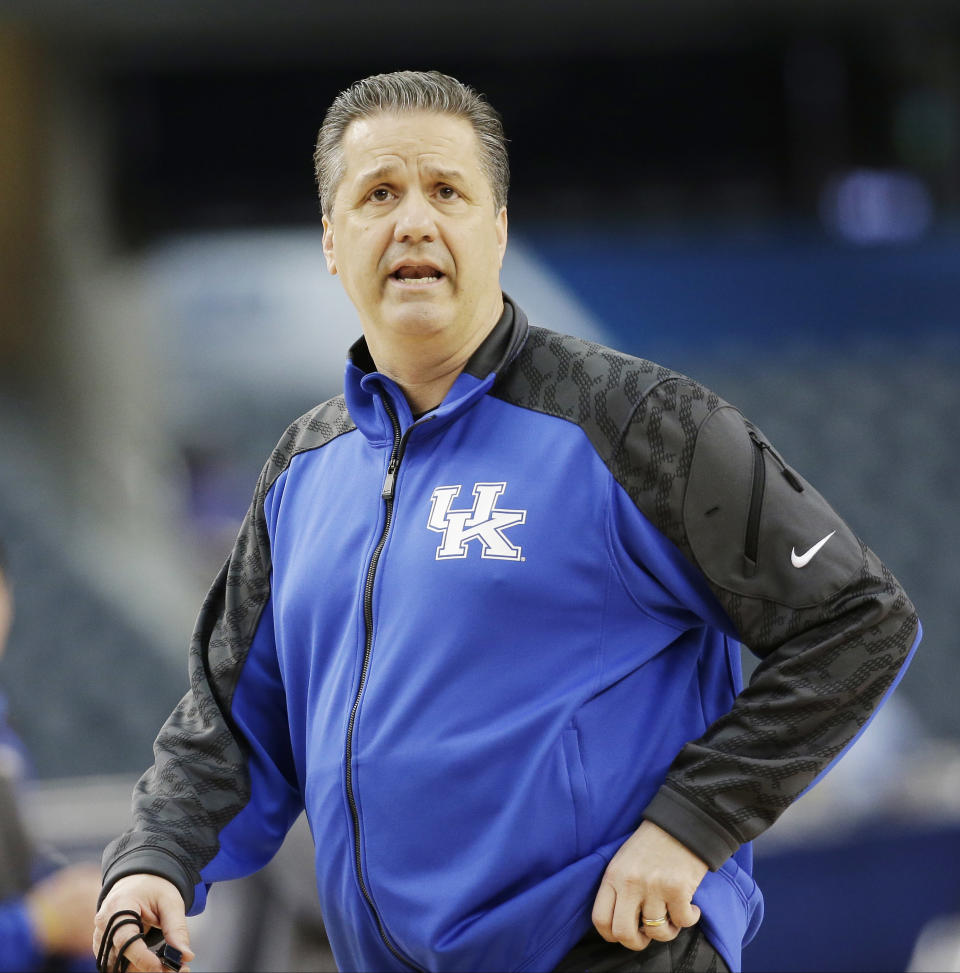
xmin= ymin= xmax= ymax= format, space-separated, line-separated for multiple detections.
xmin=0 ymin=0 xmax=958 ymax=970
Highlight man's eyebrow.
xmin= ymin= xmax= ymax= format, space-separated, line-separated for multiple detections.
xmin=423 ymin=165 xmax=466 ymax=184
xmin=353 ymin=162 xmax=467 ymax=187
xmin=356 ymin=162 xmax=399 ymax=186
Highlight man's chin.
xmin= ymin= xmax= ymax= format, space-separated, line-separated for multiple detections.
xmin=382 ymin=304 xmax=451 ymax=338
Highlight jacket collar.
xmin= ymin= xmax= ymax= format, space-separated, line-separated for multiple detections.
xmin=344 ymin=293 xmax=528 ymax=446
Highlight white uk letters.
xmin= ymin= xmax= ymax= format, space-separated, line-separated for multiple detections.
xmin=427 ymin=483 xmax=526 ymax=560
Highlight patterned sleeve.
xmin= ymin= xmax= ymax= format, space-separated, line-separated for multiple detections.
xmin=99 ymin=490 xmax=277 ymax=909
xmin=617 ymin=378 xmax=920 ymax=868
xmin=100 ymin=399 xmax=355 ymax=909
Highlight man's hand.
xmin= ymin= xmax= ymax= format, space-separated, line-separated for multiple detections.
xmin=93 ymin=874 xmax=194 ymax=973
xmin=592 ymin=820 xmax=709 ymax=951
xmin=25 ymin=862 xmax=101 ymax=956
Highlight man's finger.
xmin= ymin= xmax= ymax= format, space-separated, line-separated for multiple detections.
xmin=591 ymin=882 xmax=617 ymax=942
xmin=610 ymin=893 xmax=648 ymax=952
xmin=639 ymin=898 xmax=676 ymax=943
xmin=94 ymin=909 xmax=140 ymax=972
xmin=98 ymin=925 xmax=164 ymax=973
xmin=117 ymin=930 xmax=165 ymax=973
xmin=664 ymin=894 xmax=701 ymax=929
xmin=157 ymin=911 xmax=195 ymax=963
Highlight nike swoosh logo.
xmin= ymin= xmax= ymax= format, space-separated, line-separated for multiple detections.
xmin=791 ymin=531 xmax=836 ymax=568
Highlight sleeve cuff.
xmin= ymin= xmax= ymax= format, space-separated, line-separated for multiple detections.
xmin=643 ymin=785 xmax=742 ymax=871
xmin=99 ymin=842 xmax=198 ymax=913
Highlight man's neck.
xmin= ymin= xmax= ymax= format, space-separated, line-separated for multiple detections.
xmin=365 ymin=299 xmax=504 ymax=414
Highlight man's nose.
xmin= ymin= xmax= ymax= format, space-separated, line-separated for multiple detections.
xmin=393 ymin=190 xmax=437 ymax=243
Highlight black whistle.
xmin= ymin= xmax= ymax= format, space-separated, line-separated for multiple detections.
xmin=158 ymin=944 xmax=184 ymax=972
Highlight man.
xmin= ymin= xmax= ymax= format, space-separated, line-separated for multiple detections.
xmin=0 ymin=544 xmax=101 ymax=971
xmin=94 ymin=71 xmax=920 ymax=973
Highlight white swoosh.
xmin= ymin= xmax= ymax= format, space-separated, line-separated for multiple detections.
xmin=791 ymin=531 xmax=836 ymax=568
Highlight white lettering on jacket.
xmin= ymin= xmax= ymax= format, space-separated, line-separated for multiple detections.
xmin=428 ymin=483 xmax=526 ymax=560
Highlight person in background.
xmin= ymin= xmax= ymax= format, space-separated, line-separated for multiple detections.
xmin=0 ymin=543 xmax=101 ymax=972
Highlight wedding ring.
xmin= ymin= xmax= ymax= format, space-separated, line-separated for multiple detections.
xmin=642 ymin=914 xmax=669 ymax=927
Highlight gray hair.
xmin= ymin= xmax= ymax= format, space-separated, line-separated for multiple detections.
xmin=314 ymin=70 xmax=509 ymax=216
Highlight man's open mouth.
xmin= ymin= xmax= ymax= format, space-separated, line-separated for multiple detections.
xmin=390 ymin=265 xmax=445 ymax=283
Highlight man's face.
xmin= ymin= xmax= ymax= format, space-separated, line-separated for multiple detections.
xmin=322 ymin=111 xmax=508 ymax=347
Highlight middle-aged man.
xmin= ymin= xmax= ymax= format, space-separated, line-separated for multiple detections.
xmin=94 ymin=70 xmax=920 ymax=973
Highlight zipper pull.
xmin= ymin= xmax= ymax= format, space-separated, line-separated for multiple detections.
xmin=381 ymin=457 xmax=398 ymax=500
xmin=779 ymin=465 xmax=804 ymax=493
xmin=748 ymin=431 xmax=804 ymax=493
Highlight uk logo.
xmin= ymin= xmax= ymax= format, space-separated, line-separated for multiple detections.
xmin=427 ymin=483 xmax=526 ymax=561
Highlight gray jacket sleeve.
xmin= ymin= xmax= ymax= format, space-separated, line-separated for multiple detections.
xmin=99 ymin=506 xmax=270 ymax=910
xmin=619 ymin=379 xmax=920 ymax=869
xmin=100 ymin=399 xmax=354 ymax=909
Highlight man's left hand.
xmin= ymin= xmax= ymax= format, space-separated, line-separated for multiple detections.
xmin=591 ymin=819 xmax=708 ymax=951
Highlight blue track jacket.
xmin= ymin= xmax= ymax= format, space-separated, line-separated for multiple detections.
xmin=102 ymin=297 xmax=920 ymax=972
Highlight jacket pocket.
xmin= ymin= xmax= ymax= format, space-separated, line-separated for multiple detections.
xmin=743 ymin=431 xmax=766 ymax=577
xmin=561 ymin=723 xmax=591 ymax=859
xmin=744 ymin=428 xmax=806 ymax=578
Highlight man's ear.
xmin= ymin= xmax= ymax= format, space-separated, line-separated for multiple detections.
xmin=322 ymin=215 xmax=337 ymax=275
xmin=496 ymin=207 xmax=508 ymax=268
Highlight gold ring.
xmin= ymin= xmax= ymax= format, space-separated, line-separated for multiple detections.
xmin=642 ymin=914 xmax=668 ymax=927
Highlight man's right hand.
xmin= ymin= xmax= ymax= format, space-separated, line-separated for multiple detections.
xmin=93 ymin=874 xmax=195 ymax=973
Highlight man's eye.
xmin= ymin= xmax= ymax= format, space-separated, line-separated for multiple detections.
xmin=437 ymin=186 xmax=459 ymax=200
xmin=369 ymin=187 xmax=393 ymax=202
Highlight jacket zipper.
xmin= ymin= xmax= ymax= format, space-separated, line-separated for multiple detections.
xmin=343 ymin=396 xmax=419 ymax=971
xmin=744 ymin=430 xmax=804 ymax=577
